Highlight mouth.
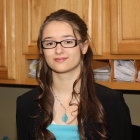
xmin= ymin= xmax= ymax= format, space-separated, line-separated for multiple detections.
xmin=54 ymin=57 xmax=68 ymax=62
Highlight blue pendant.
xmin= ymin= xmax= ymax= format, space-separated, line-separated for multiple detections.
xmin=62 ymin=114 xmax=68 ymax=122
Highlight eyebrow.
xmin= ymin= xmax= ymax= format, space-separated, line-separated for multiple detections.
xmin=63 ymin=35 xmax=75 ymax=38
xmin=42 ymin=35 xmax=75 ymax=40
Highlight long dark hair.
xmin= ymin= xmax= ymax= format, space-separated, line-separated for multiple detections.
xmin=36 ymin=9 xmax=108 ymax=140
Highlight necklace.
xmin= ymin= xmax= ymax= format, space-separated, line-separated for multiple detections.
xmin=54 ymin=94 xmax=69 ymax=123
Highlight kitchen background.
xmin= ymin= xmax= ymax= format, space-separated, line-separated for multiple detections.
xmin=1 ymin=0 xmax=140 ymax=139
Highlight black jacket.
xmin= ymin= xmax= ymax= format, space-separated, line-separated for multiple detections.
xmin=16 ymin=83 xmax=132 ymax=140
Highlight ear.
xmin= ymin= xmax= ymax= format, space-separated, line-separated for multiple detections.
xmin=81 ymin=40 xmax=89 ymax=54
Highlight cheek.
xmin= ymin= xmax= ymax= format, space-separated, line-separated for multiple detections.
xmin=70 ymin=49 xmax=82 ymax=63
xmin=43 ymin=51 xmax=53 ymax=64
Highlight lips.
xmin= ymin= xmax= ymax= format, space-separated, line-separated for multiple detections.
xmin=54 ymin=57 xmax=68 ymax=62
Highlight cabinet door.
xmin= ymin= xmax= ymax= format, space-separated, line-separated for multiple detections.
xmin=0 ymin=0 xmax=16 ymax=81
xmin=22 ymin=0 xmax=103 ymax=55
xmin=110 ymin=0 xmax=140 ymax=54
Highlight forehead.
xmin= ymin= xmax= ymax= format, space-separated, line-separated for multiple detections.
xmin=42 ymin=21 xmax=80 ymax=39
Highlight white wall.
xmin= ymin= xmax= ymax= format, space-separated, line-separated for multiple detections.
xmin=0 ymin=86 xmax=31 ymax=140
xmin=124 ymin=94 xmax=140 ymax=125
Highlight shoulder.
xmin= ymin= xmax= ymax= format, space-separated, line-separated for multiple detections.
xmin=17 ymin=86 xmax=41 ymax=103
xmin=95 ymin=83 xmax=122 ymax=99
xmin=95 ymin=83 xmax=124 ymax=107
xmin=16 ymin=86 xmax=41 ymax=116
xmin=95 ymin=83 xmax=132 ymax=140
xmin=16 ymin=87 xmax=42 ymax=139
xmin=94 ymin=83 xmax=127 ymax=115
xmin=95 ymin=83 xmax=122 ymax=103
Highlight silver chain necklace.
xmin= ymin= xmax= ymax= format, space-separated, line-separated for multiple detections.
xmin=54 ymin=94 xmax=70 ymax=123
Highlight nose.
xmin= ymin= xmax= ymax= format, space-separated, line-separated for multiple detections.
xmin=55 ymin=43 xmax=64 ymax=54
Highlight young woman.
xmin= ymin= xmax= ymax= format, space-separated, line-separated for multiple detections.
xmin=16 ymin=9 xmax=132 ymax=140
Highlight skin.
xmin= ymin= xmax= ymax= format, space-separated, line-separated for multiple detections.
xmin=42 ymin=21 xmax=89 ymax=125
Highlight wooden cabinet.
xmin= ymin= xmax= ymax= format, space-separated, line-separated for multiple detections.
xmin=0 ymin=0 xmax=140 ymax=90
xmin=93 ymin=0 xmax=140 ymax=90
xmin=0 ymin=0 xmax=17 ymax=83
xmin=22 ymin=0 xmax=103 ymax=55
xmin=110 ymin=0 xmax=140 ymax=54
xmin=0 ymin=0 xmax=24 ymax=84
xmin=94 ymin=0 xmax=140 ymax=59
xmin=22 ymin=0 xmax=90 ymax=54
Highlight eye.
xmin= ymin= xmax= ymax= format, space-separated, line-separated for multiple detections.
xmin=63 ymin=39 xmax=75 ymax=44
xmin=44 ymin=41 xmax=55 ymax=46
xmin=42 ymin=40 xmax=56 ymax=49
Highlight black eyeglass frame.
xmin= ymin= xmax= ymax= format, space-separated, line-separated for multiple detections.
xmin=41 ymin=39 xmax=82 ymax=49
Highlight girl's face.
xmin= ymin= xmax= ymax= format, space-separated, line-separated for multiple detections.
xmin=42 ymin=21 xmax=88 ymax=74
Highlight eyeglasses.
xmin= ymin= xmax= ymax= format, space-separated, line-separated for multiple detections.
xmin=41 ymin=39 xmax=82 ymax=49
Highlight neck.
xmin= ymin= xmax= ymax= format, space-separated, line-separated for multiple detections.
xmin=52 ymin=72 xmax=81 ymax=97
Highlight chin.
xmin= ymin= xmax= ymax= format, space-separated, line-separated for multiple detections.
xmin=51 ymin=63 xmax=81 ymax=74
xmin=52 ymin=69 xmax=70 ymax=74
